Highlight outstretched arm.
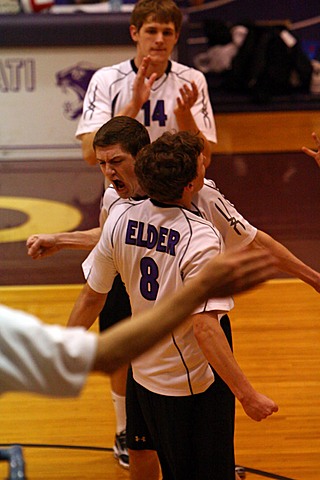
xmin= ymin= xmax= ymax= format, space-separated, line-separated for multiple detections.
xmin=0 ymin=247 xmax=275 ymax=397
xmin=194 ymin=311 xmax=278 ymax=422
xmin=252 ymin=230 xmax=320 ymax=293
xmin=302 ymin=132 xmax=320 ymax=167
xmin=26 ymin=228 xmax=101 ymax=260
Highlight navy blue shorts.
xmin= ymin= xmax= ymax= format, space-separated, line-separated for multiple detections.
xmin=126 ymin=315 xmax=236 ymax=480
xmin=99 ymin=274 xmax=131 ymax=331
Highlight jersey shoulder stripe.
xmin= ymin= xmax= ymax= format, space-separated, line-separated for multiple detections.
xmin=201 ymin=178 xmax=236 ymax=208
xmin=92 ymin=59 xmax=133 ymax=82
xmin=177 ymin=207 xmax=221 ymax=269
xmin=193 ymin=179 xmax=257 ymax=245
xmin=170 ymin=61 xmax=205 ymax=85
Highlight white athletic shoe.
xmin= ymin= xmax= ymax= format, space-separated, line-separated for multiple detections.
xmin=113 ymin=430 xmax=129 ymax=469
xmin=235 ymin=465 xmax=246 ymax=479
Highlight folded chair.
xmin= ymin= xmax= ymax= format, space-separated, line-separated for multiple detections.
xmin=0 ymin=445 xmax=26 ymax=480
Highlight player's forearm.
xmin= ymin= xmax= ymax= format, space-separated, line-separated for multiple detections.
xmin=80 ymin=132 xmax=98 ymax=165
xmin=195 ymin=312 xmax=279 ymax=421
xmin=55 ymin=229 xmax=101 ymax=251
xmin=116 ymin=101 xmax=141 ymax=119
xmin=194 ymin=314 xmax=256 ymax=401
xmin=253 ymin=230 xmax=320 ymax=292
xmin=195 ymin=313 xmax=279 ymax=420
xmin=199 ymin=134 xmax=213 ymax=168
xmin=68 ymin=283 xmax=107 ymax=329
xmin=174 ymin=112 xmax=213 ymax=167
xmin=93 ymin=279 xmax=210 ymax=373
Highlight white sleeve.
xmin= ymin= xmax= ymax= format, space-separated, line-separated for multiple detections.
xmin=181 ymin=220 xmax=234 ymax=314
xmin=86 ymin=222 xmax=118 ymax=294
xmin=75 ymin=68 xmax=113 ymax=138
xmin=0 ymin=305 xmax=97 ymax=398
xmin=83 ymin=186 xmax=121 ymax=281
xmin=195 ymin=179 xmax=257 ymax=249
xmin=191 ymin=70 xmax=217 ymax=144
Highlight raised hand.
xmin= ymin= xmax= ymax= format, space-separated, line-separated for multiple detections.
xmin=124 ymin=56 xmax=158 ymax=117
xmin=302 ymin=132 xmax=320 ymax=167
xmin=174 ymin=81 xmax=198 ymax=118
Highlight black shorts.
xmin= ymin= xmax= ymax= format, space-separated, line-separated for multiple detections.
xmin=126 ymin=368 xmax=235 ymax=480
xmin=99 ymin=274 xmax=132 ymax=331
xmin=126 ymin=315 xmax=235 ymax=480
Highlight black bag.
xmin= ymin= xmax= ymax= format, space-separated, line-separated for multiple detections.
xmin=225 ymin=23 xmax=313 ymax=102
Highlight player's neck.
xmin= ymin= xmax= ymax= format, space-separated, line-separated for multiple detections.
xmin=169 ymin=196 xmax=192 ymax=210
xmin=152 ymin=198 xmax=192 ymax=210
xmin=176 ymin=201 xmax=192 ymax=209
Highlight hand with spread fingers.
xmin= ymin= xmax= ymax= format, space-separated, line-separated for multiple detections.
xmin=302 ymin=132 xmax=320 ymax=167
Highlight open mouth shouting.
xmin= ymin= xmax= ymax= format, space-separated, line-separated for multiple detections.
xmin=112 ymin=179 xmax=127 ymax=195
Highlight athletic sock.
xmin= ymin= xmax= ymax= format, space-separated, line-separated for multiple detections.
xmin=111 ymin=390 xmax=127 ymax=434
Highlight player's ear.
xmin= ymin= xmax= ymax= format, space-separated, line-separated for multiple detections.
xmin=130 ymin=25 xmax=139 ymax=43
xmin=185 ymin=182 xmax=194 ymax=193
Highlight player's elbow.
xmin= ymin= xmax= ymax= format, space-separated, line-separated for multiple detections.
xmin=80 ymin=133 xmax=98 ymax=166
xmin=193 ymin=318 xmax=213 ymax=346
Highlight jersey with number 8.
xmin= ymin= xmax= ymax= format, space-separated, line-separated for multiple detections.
xmin=86 ymin=198 xmax=233 ymax=396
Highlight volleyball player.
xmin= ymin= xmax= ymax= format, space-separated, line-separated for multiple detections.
xmin=68 ymin=131 xmax=278 ymax=479
xmin=75 ymin=0 xmax=217 ymax=462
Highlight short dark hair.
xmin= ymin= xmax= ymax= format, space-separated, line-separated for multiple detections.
xmin=93 ymin=116 xmax=150 ymax=158
xmin=130 ymin=0 xmax=183 ymax=33
xmin=135 ymin=131 xmax=204 ymax=202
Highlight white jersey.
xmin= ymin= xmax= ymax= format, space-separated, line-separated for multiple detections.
xmin=193 ymin=178 xmax=257 ymax=248
xmin=0 ymin=305 xmax=97 ymax=397
xmin=83 ymin=181 xmax=257 ymax=278
xmin=100 ymin=179 xmax=257 ymax=245
xmin=76 ymin=59 xmax=216 ymax=143
xmin=87 ymin=199 xmax=233 ymax=396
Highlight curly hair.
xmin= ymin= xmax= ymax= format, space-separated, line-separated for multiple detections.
xmin=135 ymin=131 xmax=204 ymax=202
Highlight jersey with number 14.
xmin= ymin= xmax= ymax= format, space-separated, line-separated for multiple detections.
xmin=76 ymin=59 xmax=216 ymax=143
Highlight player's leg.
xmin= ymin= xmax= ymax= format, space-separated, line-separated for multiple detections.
xmin=193 ymin=382 xmax=235 ymax=479
xmin=129 ymin=450 xmax=160 ymax=480
xmin=214 ymin=314 xmax=246 ymax=480
xmin=128 ymin=374 xmax=236 ymax=480
xmin=99 ymin=274 xmax=132 ymax=469
xmin=131 ymin=362 xmax=234 ymax=479
xmin=130 ymin=373 xmax=197 ymax=480
xmin=126 ymin=367 xmax=161 ymax=480
xmin=110 ymin=367 xmax=129 ymax=468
